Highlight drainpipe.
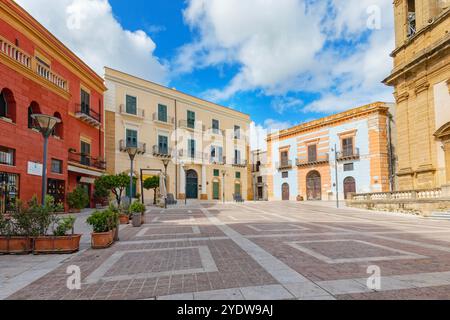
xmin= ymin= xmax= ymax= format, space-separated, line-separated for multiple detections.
xmin=387 ymin=112 xmax=395 ymax=192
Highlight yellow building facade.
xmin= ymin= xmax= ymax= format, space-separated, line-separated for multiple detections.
xmin=104 ymin=67 xmax=252 ymax=203
xmin=383 ymin=0 xmax=450 ymax=190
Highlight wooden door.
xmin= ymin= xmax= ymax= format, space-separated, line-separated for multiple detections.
xmin=282 ymin=183 xmax=290 ymax=201
xmin=344 ymin=177 xmax=356 ymax=199
xmin=306 ymin=171 xmax=322 ymax=200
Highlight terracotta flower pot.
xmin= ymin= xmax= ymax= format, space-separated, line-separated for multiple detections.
xmin=0 ymin=236 xmax=32 ymax=254
xmin=33 ymin=235 xmax=82 ymax=254
xmin=119 ymin=214 xmax=130 ymax=224
xmin=91 ymin=230 xmax=114 ymax=249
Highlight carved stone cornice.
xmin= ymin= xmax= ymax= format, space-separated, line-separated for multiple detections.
xmin=414 ymin=81 xmax=430 ymax=95
xmin=395 ymin=91 xmax=410 ymax=103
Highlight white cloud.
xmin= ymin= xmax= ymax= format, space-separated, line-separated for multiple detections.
xmin=16 ymin=0 xmax=168 ymax=83
xmin=175 ymin=0 xmax=395 ymax=113
xmin=249 ymin=119 xmax=295 ymax=151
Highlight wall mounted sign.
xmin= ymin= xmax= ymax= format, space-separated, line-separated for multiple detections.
xmin=27 ymin=161 xmax=43 ymax=176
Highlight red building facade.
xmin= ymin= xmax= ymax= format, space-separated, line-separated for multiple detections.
xmin=0 ymin=0 xmax=106 ymax=212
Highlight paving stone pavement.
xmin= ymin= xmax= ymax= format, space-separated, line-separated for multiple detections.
xmin=3 ymin=201 xmax=450 ymax=300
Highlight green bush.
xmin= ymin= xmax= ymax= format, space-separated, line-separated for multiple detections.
xmin=86 ymin=209 xmax=118 ymax=233
xmin=67 ymin=187 xmax=89 ymax=210
xmin=53 ymin=216 xmax=76 ymax=237
xmin=130 ymin=201 xmax=146 ymax=214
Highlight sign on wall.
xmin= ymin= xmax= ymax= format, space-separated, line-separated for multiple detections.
xmin=27 ymin=161 xmax=43 ymax=176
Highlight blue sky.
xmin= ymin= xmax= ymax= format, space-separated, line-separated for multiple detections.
xmin=17 ymin=0 xmax=395 ymax=143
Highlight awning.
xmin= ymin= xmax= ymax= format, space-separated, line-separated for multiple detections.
xmin=68 ymin=165 xmax=103 ymax=177
xmin=79 ymin=177 xmax=96 ymax=184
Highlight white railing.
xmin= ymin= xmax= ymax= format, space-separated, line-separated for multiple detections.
xmin=36 ymin=61 xmax=68 ymax=91
xmin=0 ymin=36 xmax=32 ymax=69
xmin=350 ymin=188 xmax=443 ymax=202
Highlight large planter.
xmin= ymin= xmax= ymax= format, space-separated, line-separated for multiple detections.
xmin=91 ymin=230 xmax=114 ymax=249
xmin=119 ymin=214 xmax=130 ymax=225
xmin=0 ymin=236 xmax=32 ymax=254
xmin=69 ymin=208 xmax=81 ymax=213
xmin=33 ymin=235 xmax=82 ymax=254
xmin=132 ymin=214 xmax=142 ymax=227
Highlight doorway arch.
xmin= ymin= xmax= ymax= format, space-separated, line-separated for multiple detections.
xmin=186 ymin=169 xmax=198 ymax=199
xmin=282 ymin=183 xmax=290 ymax=201
xmin=344 ymin=176 xmax=356 ymax=199
xmin=306 ymin=170 xmax=322 ymax=200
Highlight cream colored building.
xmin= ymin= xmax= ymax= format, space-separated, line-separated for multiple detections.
xmin=104 ymin=67 xmax=252 ymax=203
xmin=383 ymin=0 xmax=449 ymax=190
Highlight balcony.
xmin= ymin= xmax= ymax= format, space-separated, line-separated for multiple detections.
xmin=210 ymin=156 xmax=226 ymax=165
xmin=178 ymin=120 xmax=205 ymax=132
xmin=75 ymin=104 xmax=101 ymax=128
xmin=119 ymin=104 xmax=145 ymax=119
xmin=152 ymin=145 xmax=172 ymax=158
xmin=337 ymin=148 xmax=360 ymax=161
xmin=208 ymin=128 xmax=225 ymax=136
xmin=152 ymin=113 xmax=174 ymax=126
xmin=178 ymin=150 xmax=208 ymax=162
xmin=68 ymin=151 xmax=106 ymax=171
xmin=296 ymin=154 xmax=330 ymax=167
xmin=119 ymin=140 xmax=146 ymax=155
xmin=232 ymin=159 xmax=248 ymax=168
xmin=277 ymin=160 xmax=293 ymax=170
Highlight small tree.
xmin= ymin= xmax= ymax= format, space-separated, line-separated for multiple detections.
xmin=144 ymin=176 xmax=160 ymax=205
xmin=97 ymin=173 xmax=130 ymax=206
xmin=93 ymin=177 xmax=110 ymax=204
xmin=67 ymin=187 xmax=89 ymax=210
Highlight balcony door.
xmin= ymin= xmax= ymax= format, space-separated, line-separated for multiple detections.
xmin=306 ymin=170 xmax=322 ymax=200
xmin=186 ymin=170 xmax=198 ymax=199
xmin=80 ymin=141 xmax=91 ymax=166
xmin=158 ymin=135 xmax=168 ymax=155
xmin=80 ymin=89 xmax=90 ymax=115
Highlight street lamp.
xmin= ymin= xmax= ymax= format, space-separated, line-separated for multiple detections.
xmin=31 ymin=114 xmax=61 ymax=205
xmin=126 ymin=146 xmax=139 ymax=205
xmin=221 ymin=170 xmax=226 ymax=203
xmin=183 ymin=164 xmax=188 ymax=205
xmin=332 ymin=144 xmax=340 ymax=209
xmin=161 ymin=159 xmax=170 ymax=209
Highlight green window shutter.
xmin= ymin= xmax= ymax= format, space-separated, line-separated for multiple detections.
xmin=126 ymin=129 xmax=138 ymax=147
xmin=188 ymin=139 xmax=195 ymax=157
xmin=126 ymin=95 xmax=137 ymax=115
xmin=158 ymin=104 xmax=167 ymax=122
xmin=158 ymin=135 xmax=168 ymax=154
xmin=236 ymin=172 xmax=241 ymax=179
xmin=187 ymin=110 xmax=195 ymax=128
xmin=214 ymin=169 xmax=219 ymax=177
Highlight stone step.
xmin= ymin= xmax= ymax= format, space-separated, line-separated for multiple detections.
xmin=429 ymin=213 xmax=450 ymax=220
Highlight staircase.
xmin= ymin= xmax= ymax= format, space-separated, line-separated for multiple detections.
xmin=428 ymin=212 xmax=450 ymax=221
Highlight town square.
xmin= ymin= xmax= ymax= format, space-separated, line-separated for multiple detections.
xmin=0 ymin=0 xmax=449 ymax=303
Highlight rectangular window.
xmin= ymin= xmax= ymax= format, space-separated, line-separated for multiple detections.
xmin=187 ymin=110 xmax=195 ymax=129
xmin=236 ymin=172 xmax=241 ymax=179
xmin=214 ymin=169 xmax=220 ymax=177
xmin=210 ymin=145 xmax=223 ymax=162
xmin=0 ymin=92 xmax=8 ymax=118
xmin=0 ymin=172 xmax=19 ymax=214
xmin=308 ymin=145 xmax=317 ymax=162
xmin=126 ymin=129 xmax=138 ymax=148
xmin=158 ymin=135 xmax=168 ymax=155
xmin=280 ymin=151 xmax=288 ymax=165
xmin=407 ymin=0 xmax=416 ymax=37
xmin=80 ymin=89 xmax=90 ymax=114
xmin=0 ymin=146 xmax=15 ymax=166
xmin=126 ymin=95 xmax=137 ymax=115
xmin=257 ymin=176 xmax=263 ymax=183
xmin=234 ymin=149 xmax=241 ymax=164
xmin=212 ymin=119 xmax=220 ymax=134
xmin=158 ymin=104 xmax=167 ymax=122
xmin=80 ymin=141 xmax=91 ymax=166
xmin=282 ymin=171 xmax=289 ymax=178
xmin=51 ymin=159 xmax=63 ymax=174
xmin=344 ymin=163 xmax=354 ymax=172
xmin=234 ymin=125 xmax=241 ymax=139
xmin=342 ymin=137 xmax=354 ymax=156
xmin=188 ymin=139 xmax=196 ymax=158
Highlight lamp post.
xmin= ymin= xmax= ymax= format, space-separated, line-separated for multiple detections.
xmin=183 ymin=164 xmax=187 ymax=206
xmin=221 ymin=170 xmax=226 ymax=203
xmin=162 ymin=159 xmax=170 ymax=209
xmin=31 ymin=114 xmax=61 ymax=205
xmin=332 ymin=144 xmax=340 ymax=209
xmin=126 ymin=146 xmax=139 ymax=228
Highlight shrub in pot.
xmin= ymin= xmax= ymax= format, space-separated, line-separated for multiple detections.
xmin=67 ymin=186 xmax=89 ymax=213
xmin=0 ymin=200 xmax=33 ymax=254
xmin=130 ymin=201 xmax=146 ymax=227
xmin=87 ymin=209 xmax=117 ymax=249
xmin=117 ymin=203 xmax=130 ymax=225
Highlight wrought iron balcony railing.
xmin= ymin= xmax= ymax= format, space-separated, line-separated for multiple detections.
xmin=277 ymin=160 xmax=293 ymax=170
xmin=74 ymin=103 xmax=101 ymax=127
xmin=296 ymin=154 xmax=329 ymax=167
xmin=152 ymin=113 xmax=174 ymax=124
xmin=208 ymin=128 xmax=225 ymax=136
xmin=337 ymin=148 xmax=360 ymax=161
xmin=68 ymin=151 xmax=106 ymax=170
xmin=119 ymin=140 xmax=146 ymax=154
xmin=152 ymin=145 xmax=172 ymax=158
xmin=178 ymin=149 xmax=208 ymax=161
xmin=232 ymin=159 xmax=248 ymax=167
xmin=178 ymin=119 xmax=205 ymax=131
xmin=119 ymin=104 xmax=145 ymax=118
xmin=209 ymin=156 xmax=226 ymax=165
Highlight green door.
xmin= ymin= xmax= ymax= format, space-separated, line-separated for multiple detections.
xmin=234 ymin=183 xmax=241 ymax=196
xmin=213 ymin=182 xmax=220 ymax=200
xmin=186 ymin=170 xmax=198 ymax=199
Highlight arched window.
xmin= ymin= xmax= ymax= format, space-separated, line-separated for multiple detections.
xmin=53 ymin=112 xmax=63 ymax=139
xmin=0 ymin=89 xmax=16 ymax=122
xmin=28 ymin=102 xmax=41 ymax=129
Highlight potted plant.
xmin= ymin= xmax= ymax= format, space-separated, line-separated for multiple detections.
xmin=67 ymin=186 xmax=89 ymax=213
xmin=130 ymin=201 xmax=146 ymax=227
xmin=0 ymin=200 xmax=34 ymax=254
xmin=94 ymin=178 xmax=110 ymax=208
xmin=117 ymin=203 xmax=130 ymax=224
xmin=87 ymin=209 xmax=117 ymax=249
xmin=33 ymin=216 xmax=81 ymax=254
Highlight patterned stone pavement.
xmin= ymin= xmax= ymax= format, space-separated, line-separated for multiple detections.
xmin=3 ymin=201 xmax=450 ymax=300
